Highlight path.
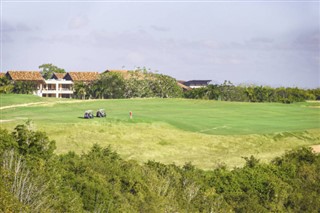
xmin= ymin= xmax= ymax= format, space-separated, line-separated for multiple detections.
xmin=0 ymin=99 xmax=97 ymax=110
xmin=0 ymin=102 xmax=48 ymax=110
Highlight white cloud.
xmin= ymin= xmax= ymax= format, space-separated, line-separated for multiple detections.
xmin=68 ymin=15 xmax=89 ymax=30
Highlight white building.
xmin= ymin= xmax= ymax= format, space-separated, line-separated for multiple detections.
xmin=39 ymin=79 xmax=73 ymax=98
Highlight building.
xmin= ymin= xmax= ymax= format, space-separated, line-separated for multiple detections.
xmin=6 ymin=71 xmax=45 ymax=93
xmin=177 ymin=82 xmax=192 ymax=91
xmin=6 ymin=71 xmax=73 ymax=98
xmin=51 ymin=72 xmax=66 ymax=80
xmin=64 ymin=72 xmax=100 ymax=83
xmin=41 ymin=78 xmax=73 ymax=98
xmin=182 ymin=80 xmax=211 ymax=88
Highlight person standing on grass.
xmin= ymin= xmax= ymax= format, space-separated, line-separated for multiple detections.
xmin=129 ymin=111 xmax=133 ymax=119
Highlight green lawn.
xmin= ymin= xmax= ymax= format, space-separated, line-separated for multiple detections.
xmin=1 ymin=95 xmax=319 ymax=169
xmin=0 ymin=94 xmax=45 ymax=107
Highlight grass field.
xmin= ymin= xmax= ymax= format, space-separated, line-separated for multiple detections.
xmin=1 ymin=94 xmax=319 ymax=169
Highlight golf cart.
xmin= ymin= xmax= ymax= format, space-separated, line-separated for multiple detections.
xmin=84 ymin=110 xmax=94 ymax=119
xmin=96 ymin=109 xmax=106 ymax=118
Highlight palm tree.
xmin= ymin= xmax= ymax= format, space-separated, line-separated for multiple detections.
xmin=74 ymin=82 xmax=87 ymax=99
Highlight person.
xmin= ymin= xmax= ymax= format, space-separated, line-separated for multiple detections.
xmin=129 ymin=111 xmax=132 ymax=119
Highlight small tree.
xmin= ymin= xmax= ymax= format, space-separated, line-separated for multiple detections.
xmin=12 ymin=121 xmax=56 ymax=160
xmin=39 ymin=63 xmax=65 ymax=80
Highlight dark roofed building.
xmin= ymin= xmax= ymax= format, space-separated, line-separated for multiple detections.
xmin=177 ymin=82 xmax=191 ymax=91
xmin=64 ymin=72 xmax=99 ymax=82
xmin=183 ymin=80 xmax=211 ymax=88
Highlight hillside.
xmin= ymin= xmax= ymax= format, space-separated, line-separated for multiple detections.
xmin=1 ymin=94 xmax=319 ymax=169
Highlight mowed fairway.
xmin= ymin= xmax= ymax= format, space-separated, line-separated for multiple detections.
xmin=1 ymin=94 xmax=319 ymax=169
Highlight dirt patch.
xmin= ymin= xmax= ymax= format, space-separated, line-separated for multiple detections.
xmin=311 ymin=145 xmax=320 ymax=153
xmin=0 ymin=119 xmax=14 ymax=123
xmin=307 ymin=106 xmax=320 ymax=109
xmin=0 ymin=102 xmax=47 ymax=110
xmin=0 ymin=99 xmax=97 ymax=110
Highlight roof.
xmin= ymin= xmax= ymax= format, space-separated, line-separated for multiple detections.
xmin=6 ymin=71 xmax=44 ymax=81
xmin=105 ymin=69 xmax=129 ymax=73
xmin=183 ymin=80 xmax=211 ymax=86
xmin=177 ymin=82 xmax=191 ymax=90
xmin=65 ymin=72 xmax=100 ymax=82
xmin=0 ymin=73 xmax=5 ymax=78
xmin=52 ymin=72 xmax=66 ymax=79
xmin=104 ymin=69 xmax=145 ymax=80
xmin=104 ymin=69 xmax=130 ymax=79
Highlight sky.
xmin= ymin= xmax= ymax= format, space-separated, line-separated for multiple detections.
xmin=1 ymin=0 xmax=319 ymax=88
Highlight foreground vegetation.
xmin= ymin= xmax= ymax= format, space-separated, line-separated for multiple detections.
xmin=1 ymin=124 xmax=319 ymax=212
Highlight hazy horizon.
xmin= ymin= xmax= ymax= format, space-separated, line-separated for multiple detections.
xmin=1 ymin=1 xmax=319 ymax=88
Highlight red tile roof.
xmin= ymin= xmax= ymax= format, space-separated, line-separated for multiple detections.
xmin=65 ymin=72 xmax=100 ymax=81
xmin=7 ymin=71 xmax=44 ymax=81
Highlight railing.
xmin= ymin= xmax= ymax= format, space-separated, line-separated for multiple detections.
xmin=42 ymin=88 xmax=73 ymax=91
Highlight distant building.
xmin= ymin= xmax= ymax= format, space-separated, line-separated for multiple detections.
xmin=6 ymin=71 xmax=73 ymax=98
xmin=64 ymin=72 xmax=100 ymax=83
xmin=6 ymin=71 xmax=45 ymax=94
xmin=42 ymin=78 xmax=73 ymax=98
xmin=177 ymin=82 xmax=192 ymax=91
xmin=182 ymin=80 xmax=211 ymax=88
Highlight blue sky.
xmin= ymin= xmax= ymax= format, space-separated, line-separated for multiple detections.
xmin=1 ymin=1 xmax=319 ymax=88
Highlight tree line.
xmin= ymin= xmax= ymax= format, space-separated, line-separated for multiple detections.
xmin=184 ymin=80 xmax=320 ymax=103
xmin=1 ymin=122 xmax=319 ymax=212
xmin=0 ymin=66 xmax=183 ymax=99
xmin=73 ymin=69 xmax=183 ymax=99
xmin=1 ymin=64 xmax=319 ymax=103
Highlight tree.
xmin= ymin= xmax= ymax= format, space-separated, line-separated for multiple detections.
xmin=151 ymin=74 xmax=183 ymax=98
xmin=91 ymin=72 xmax=125 ymax=99
xmin=73 ymin=82 xmax=88 ymax=100
xmin=13 ymin=81 xmax=37 ymax=94
xmin=39 ymin=63 xmax=65 ymax=80
xmin=0 ymin=76 xmax=14 ymax=94
xmin=12 ymin=121 xmax=56 ymax=160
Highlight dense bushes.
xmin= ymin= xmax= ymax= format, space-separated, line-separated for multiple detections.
xmin=0 ymin=123 xmax=319 ymax=212
xmin=184 ymin=81 xmax=320 ymax=103
xmin=73 ymin=69 xmax=183 ymax=99
xmin=0 ymin=77 xmax=37 ymax=95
